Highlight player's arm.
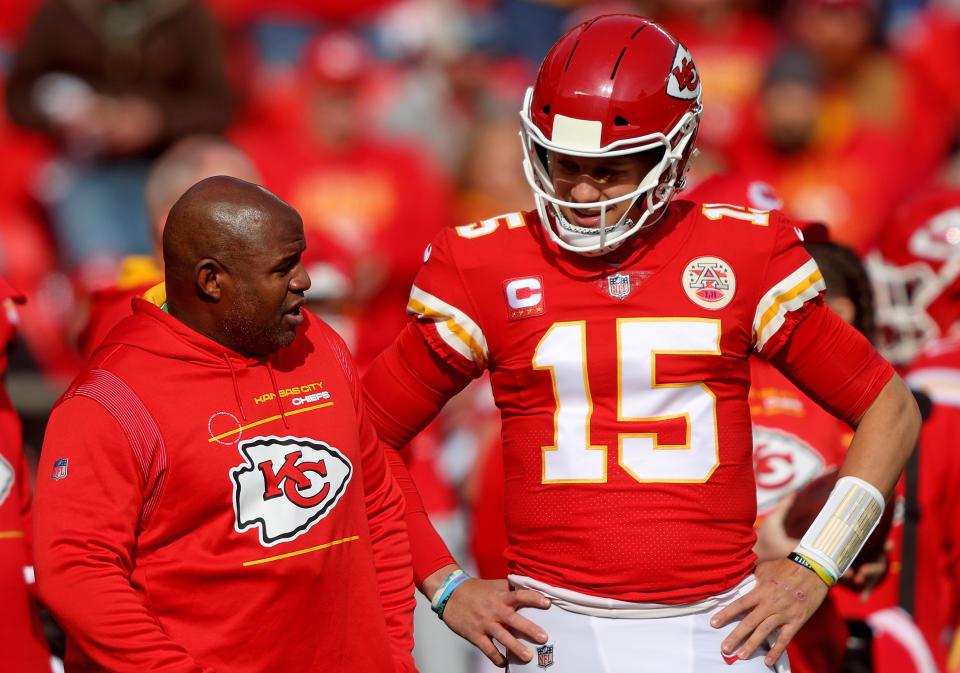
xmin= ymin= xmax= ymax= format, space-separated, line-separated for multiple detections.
xmin=712 ymin=304 xmax=921 ymax=666
xmin=327 ymin=325 xmax=418 ymax=673
xmin=362 ymin=323 xmax=550 ymax=667
xmin=33 ymin=396 xmax=214 ymax=673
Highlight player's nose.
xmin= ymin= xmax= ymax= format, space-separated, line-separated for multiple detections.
xmin=569 ymin=178 xmax=602 ymax=204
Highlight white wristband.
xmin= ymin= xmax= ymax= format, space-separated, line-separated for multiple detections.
xmin=793 ymin=476 xmax=886 ymax=581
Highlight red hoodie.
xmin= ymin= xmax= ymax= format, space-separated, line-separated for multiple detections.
xmin=33 ymin=297 xmax=416 ymax=672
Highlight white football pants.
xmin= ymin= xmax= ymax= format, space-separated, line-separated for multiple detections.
xmin=506 ymin=575 xmax=791 ymax=673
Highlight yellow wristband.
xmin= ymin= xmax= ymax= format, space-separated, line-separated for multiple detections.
xmin=788 ymin=551 xmax=837 ymax=588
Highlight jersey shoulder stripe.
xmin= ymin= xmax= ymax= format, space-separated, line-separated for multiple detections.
xmin=407 ymin=284 xmax=488 ymax=367
xmin=753 ymin=258 xmax=825 ymax=352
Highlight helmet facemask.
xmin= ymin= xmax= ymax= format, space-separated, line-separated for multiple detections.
xmin=866 ymin=250 xmax=960 ymax=366
xmin=520 ymin=86 xmax=701 ymax=257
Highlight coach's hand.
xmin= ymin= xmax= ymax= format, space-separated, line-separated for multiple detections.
xmin=709 ymin=559 xmax=829 ymax=666
xmin=437 ymin=575 xmax=550 ymax=667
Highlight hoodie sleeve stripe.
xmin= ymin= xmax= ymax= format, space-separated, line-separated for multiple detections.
xmin=407 ymin=285 xmax=488 ymax=367
xmin=66 ymin=369 xmax=167 ymax=525
xmin=753 ymin=260 xmax=825 ymax=353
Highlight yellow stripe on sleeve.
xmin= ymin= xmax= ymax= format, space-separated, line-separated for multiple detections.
xmin=407 ymin=286 xmax=488 ymax=366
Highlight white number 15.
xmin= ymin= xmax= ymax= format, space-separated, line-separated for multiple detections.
xmin=533 ymin=318 xmax=721 ymax=484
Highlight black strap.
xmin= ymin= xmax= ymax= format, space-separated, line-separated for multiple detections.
xmin=899 ymin=390 xmax=931 ymax=616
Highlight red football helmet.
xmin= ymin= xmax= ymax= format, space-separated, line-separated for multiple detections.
xmin=865 ymin=187 xmax=960 ymax=367
xmin=520 ymin=15 xmax=703 ymax=255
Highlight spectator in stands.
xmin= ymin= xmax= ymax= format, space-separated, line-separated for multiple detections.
xmin=780 ymin=0 xmax=947 ymax=198
xmin=233 ymin=28 xmax=453 ymax=368
xmin=723 ymin=47 xmax=911 ymax=254
xmin=455 ymin=114 xmax=534 ymax=225
xmin=0 ymin=59 xmax=77 ymax=384
xmin=5 ymin=0 xmax=233 ymax=292
xmin=659 ymin=0 xmax=783 ymax=175
xmin=894 ymin=2 xmax=960 ymax=188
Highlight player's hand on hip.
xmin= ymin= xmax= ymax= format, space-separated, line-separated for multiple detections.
xmin=709 ymin=559 xmax=829 ymax=666
xmin=441 ymin=578 xmax=550 ymax=668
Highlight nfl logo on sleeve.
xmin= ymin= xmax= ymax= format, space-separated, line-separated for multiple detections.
xmin=537 ymin=643 xmax=554 ymax=669
xmin=51 ymin=458 xmax=69 ymax=481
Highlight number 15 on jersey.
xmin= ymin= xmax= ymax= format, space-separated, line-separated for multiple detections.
xmin=534 ymin=318 xmax=722 ymax=485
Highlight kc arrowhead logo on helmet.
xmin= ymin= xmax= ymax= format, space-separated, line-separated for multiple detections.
xmin=667 ymin=44 xmax=700 ymax=100
xmin=231 ymin=435 xmax=352 ymax=546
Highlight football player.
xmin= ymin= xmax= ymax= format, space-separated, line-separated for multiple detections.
xmin=861 ymin=187 xmax=960 ymax=670
xmin=362 ymin=15 xmax=921 ymax=672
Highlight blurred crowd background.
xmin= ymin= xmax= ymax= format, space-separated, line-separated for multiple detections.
xmin=1 ymin=0 xmax=959 ymax=670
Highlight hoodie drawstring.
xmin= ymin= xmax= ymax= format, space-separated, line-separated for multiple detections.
xmin=223 ymin=354 xmax=247 ymax=421
xmin=266 ymin=361 xmax=290 ymax=429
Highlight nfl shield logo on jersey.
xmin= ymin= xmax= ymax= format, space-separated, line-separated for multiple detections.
xmin=537 ymin=644 xmax=554 ymax=669
xmin=51 ymin=458 xmax=69 ymax=481
xmin=607 ymin=273 xmax=632 ymax=300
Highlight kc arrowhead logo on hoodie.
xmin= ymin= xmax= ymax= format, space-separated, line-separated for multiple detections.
xmin=232 ymin=436 xmax=353 ymax=546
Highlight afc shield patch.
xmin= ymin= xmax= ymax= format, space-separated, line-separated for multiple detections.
xmin=232 ymin=436 xmax=352 ymax=547
xmin=537 ymin=644 xmax=554 ymax=669
xmin=683 ymin=256 xmax=735 ymax=310
xmin=51 ymin=458 xmax=69 ymax=481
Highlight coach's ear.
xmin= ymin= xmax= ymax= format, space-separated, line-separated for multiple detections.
xmin=196 ymin=258 xmax=227 ymax=302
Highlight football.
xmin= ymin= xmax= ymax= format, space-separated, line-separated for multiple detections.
xmin=783 ymin=470 xmax=893 ymax=567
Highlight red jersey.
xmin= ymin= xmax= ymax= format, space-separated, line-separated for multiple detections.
xmin=405 ymin=202 xmax=832 ymax=602
xmin=33 ymin=299 xmax=415 ymax=672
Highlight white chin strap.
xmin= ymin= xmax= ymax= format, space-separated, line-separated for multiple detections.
xmin=552 ymin=208 xmax=636 ymax=256
xmin=541 ymin=185 xmax=669 ymax=256
xmin=557 ymin=217 xmax=633 ymax=255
